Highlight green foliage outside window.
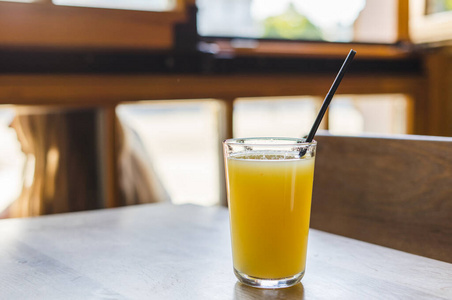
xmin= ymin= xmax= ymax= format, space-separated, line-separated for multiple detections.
xmin=427 ymin=0 xmax=452 ymax=14
xmin=262 ymin=3 xmax=322 ymax=40
xmin=446 ymin=0 xmax=452 ymax=10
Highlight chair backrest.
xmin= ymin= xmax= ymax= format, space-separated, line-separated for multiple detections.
xmin=311 ymin=133 xmax=452 ymax=263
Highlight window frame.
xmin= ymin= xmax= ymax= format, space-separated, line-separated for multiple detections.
xmin=409 ymin=0 xmax=452 ymax=44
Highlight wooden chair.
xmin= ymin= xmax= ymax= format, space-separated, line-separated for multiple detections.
xmin=311 ymin=133 xmax=452 ymax=263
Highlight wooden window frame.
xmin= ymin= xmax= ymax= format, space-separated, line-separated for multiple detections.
xmin=409 ymin=0 xmax=452 ymax=44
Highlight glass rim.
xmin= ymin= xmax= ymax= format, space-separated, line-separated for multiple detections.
xmin=223 ymin=137 xmax=317 ymax=147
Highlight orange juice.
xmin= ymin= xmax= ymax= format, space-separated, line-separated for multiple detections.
xmin=226 ymin=153 xmax=315 ymax=279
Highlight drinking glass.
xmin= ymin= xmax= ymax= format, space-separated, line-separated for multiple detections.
xmin=223 ymin=137 xmax=317 ymax=289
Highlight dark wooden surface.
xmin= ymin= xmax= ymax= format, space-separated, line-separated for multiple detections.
xmin=0 ymin=203 xmax=451 ymax=299
xmin=312 ymin=134 xmax=452 ymax=263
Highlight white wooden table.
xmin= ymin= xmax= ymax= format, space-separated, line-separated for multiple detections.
xmin=1 ymin=203 xmax=451 ymax=299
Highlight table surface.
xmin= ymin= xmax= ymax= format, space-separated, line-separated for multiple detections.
xmin=1 ymin=203 xmax=451 ymax=300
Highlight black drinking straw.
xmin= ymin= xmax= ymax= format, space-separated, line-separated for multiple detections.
xmin=300 ymin=49 xmax=356 ymax=156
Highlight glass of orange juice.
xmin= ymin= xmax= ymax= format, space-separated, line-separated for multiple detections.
xmin=223 ymin=137 xmax=316 ymax=289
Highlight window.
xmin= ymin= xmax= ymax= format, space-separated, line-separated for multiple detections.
xmin=232 ymin=94 xmax=412 ymax=138
xmin=426 ymin=0 xmax=452 ymax=14
xmin=328 ymin=94 xmax=412 ymax=135
xmin=197 ymin=0 xmax=398 ymax=43
xmin=234 ymin=96 xmax=321 ymax=138
xmin=410 ymin=0 xmax=452 ymax=43
xmin=117 ymin=100 xmax=222 ymax=206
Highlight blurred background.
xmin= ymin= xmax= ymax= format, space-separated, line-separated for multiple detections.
xmin=0 ymin=0 xmax=451 ymax=217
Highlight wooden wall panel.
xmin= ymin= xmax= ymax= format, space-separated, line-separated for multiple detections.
xmin=0 ymin=3 xmax=185 ymax=49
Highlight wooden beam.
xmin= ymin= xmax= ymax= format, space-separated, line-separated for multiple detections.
xmin=0 ymin=74 xmax=426 ymax=105
xmin=213 ymin=41 xmax=413 ymax=59
xmin=0 ymin=2 xmax=185 ymax=49
xmin=397 ymin=0 xmax=410 ymax=42
xmin=217 ymin=98 xmax=234 ymax=206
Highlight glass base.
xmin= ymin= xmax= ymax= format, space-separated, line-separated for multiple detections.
xmin=234 ymin=268 xmax=304 ymax=289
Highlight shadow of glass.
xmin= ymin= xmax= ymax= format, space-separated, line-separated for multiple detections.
xmin=234 ymin=282 xmax=304 ymax=300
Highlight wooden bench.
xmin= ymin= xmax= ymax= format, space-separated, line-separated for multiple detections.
xmin=311 ymin=133 xmax=452 ymax=263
